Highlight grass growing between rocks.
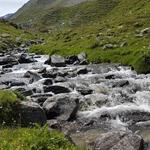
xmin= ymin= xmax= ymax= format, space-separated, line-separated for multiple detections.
xmin=0 ymin=20 xmax=36 ymax=51
xmin=0 ymin=126 xmax=82 ymax=150
xmin=0 ymin=90 xmax=25 ymax=126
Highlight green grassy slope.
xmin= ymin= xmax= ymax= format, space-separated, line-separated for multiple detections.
xmin=11 ymin=0 xmax=150 ymax=73
xmin=0 ymin=20 xmax=34 ymax=51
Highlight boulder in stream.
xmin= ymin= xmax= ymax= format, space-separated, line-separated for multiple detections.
xmin=43 ymin=93 xmax=79 ymax=121
xmin=45 ymin=55 xmax=66 ymax=67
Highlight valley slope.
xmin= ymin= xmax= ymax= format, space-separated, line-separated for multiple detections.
xmin=9 ymin=0 xmax=150 ymax=73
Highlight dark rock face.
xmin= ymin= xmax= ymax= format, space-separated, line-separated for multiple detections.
xmin=43 ymin=85 xmax=71 ymax=94
xmin=92 ymin=131 xmax=144 ymax=150
xmin=43 ymin=94 xmax=79 ymax=121
xmin=19 ymin=101 xmax=47 ymax=126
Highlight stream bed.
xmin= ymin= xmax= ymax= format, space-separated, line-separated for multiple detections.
xmin=0 ymin=50 xmax=150 ymax=149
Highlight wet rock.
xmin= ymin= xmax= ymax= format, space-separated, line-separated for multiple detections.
xmin=80 ymin=94 xmax=108 ymax=111
xmin=57 ymin=70 xmax=68 ymax=77
xmin=31 ymin=93 xmax=53 ymax=105
xmin=77 ymin=67 xmax=88 ymax=75
xmin=42 ymin=79 xmax=53 ymax=85
xmin=2 ymin=62 xmax=18 ymax=68
xmin=45 ymin=55 xmax=66 ymax=67
xmin=76 ymin=85 xmax=93 ymax=95
xmin=19 ymin=101 xmax=47 ymax=126
xmin=112 ymin=80 xmax=129 ymax=88
xmin=43 ymin=85 xmax=71 ymax=94
xmin=79 ymin=60 xmax=88 ymax=65
xmin=18 ymin=53 xmax=37 ymax=64
xmin=24 ymin=71 xmax=42 ymax=83
xmin=43 ymin=94 xmax=79 ymax=121
xmin=66 ymin=55 xmax=79 ymax=64
xmin=54 ymin=76 xmax=67 ymax=83
xmin=44 ymin=56 xmax=51 ymax=65
xmin=42 ymin=70 xmax=57 ymax=78
xmin=10 ymin=80 xmax=26 ymax=87
xmin=38 ymin=67 xmax=46 ymax=74
xmin=2 ymin=68 xmax=12 ymax=73
xmin=92 ymin=131 xmax=144 ymax=150
xmin=0 ymin=55 xmax=18 ymax=65
xmin=105 ymin=74 xmax=116 ymax=79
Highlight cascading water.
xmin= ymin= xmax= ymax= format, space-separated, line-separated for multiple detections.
xmin=1 ymin=52 xmax=150 ymax=148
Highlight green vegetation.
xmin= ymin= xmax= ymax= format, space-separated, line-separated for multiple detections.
xmin=8 ymin=0 xmax=150 ymax=73
xmin=0 ymin=126 xmax=82 ymax=150
xmin=0 ymin=90 xmax=24 ymax=126
xmin=0 ymin=20 xmax=35 ymax=51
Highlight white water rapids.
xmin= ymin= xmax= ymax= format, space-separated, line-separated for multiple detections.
xmin=1 ymin=53 xmax=150 ymax=131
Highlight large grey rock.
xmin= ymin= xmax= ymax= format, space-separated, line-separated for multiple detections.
xmin=45 ymin=55 xmax=66 ymax=67
xmin=43 ymin=94 xmax=79 ymax=121
xmin=19 ymin=101 xmax=47 ymax=126
xmin=93 ymin=131 xmax=144 ymax=150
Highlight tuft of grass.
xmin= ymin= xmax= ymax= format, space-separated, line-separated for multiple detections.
xmin=0 ymin=126 xmax=82 ymax=150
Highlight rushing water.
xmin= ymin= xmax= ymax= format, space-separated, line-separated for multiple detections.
xmin=1 ymin=53 xmax=150 ymax=145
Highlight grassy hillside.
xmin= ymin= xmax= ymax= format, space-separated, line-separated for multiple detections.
xmin=11 ymin=0 xmax=150 ymax=73
xmin=0 ymin=20 xmax=35 ymax=51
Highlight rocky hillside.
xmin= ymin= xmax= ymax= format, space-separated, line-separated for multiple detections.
xmin=10 ymin=0 xmax=150 ymax=73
